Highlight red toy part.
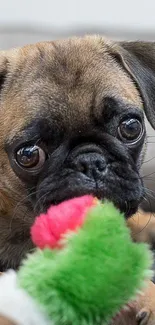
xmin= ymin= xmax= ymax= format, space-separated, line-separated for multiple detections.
xmin=31 ymin=195 xmax=96 ymax=249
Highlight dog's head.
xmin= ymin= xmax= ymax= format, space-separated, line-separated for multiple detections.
xmin=0 ymin=36 xmax=155 ymax=269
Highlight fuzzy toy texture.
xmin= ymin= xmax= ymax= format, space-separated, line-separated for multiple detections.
xmin=0 ymin=270 xmax=50 ymax=325
xmin=18 ymin=199 xmax=152 ymax=325
xmin=31 ymin=195 xmax=95 ymax=249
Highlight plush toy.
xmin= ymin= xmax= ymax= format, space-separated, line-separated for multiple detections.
xmin=0 ymin=196 xmax=153 ymax=325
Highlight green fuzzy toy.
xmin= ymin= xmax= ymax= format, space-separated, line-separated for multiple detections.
xmin=14 ymin=196 xmax=152 ymax=325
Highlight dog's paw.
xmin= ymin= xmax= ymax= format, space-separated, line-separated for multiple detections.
xmin=134 ymin=281 xmax=155 ymax=325
xmin=136 ymin=309 xmax=151 ymax=325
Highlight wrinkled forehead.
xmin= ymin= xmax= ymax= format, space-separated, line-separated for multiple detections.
xmin=1 ymin=37 xmax=142 ymax=141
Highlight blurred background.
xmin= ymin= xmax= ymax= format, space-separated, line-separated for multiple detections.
xmin=0 ymin=0 xmax=155 ymax=211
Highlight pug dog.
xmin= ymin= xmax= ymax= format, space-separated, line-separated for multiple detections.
xmin=0 ymin=36 xmax=155 ymax=272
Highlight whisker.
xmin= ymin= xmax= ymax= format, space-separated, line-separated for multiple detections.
xmin=143 ymin=192 xmax=155 ymax=217
xmin=142 ymin=177 xmax=155 ymax=182
xmin=143 ymin=156 xmax=155 ymax=164
xmin=9 ymin=188 xmax=40 ymax=232
xmin=129 ymin=179 xmax=155 ymax=234
xmin=33 ymin=190 xmax=51 ymax=213
xmin=135 ymin=196 xmax=155 ymax=234
xmin=142 ymin=171 xmax=155 ymax=178
xmin=143 ymin=187 xmax=155 ymax=200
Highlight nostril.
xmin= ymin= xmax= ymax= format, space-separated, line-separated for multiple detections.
xmin=76 ymin=161 xmax=88 ymax=174
xmin=95 ymin=159 xmax=106 ymax=172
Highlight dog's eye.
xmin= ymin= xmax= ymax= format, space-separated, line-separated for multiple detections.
xmin=118 ymin=118 xmax=143 ymax=143
xmin=16 ymin=145 xmax=46 ymax=169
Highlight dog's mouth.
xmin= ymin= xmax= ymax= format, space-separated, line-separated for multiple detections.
xmin=36 ymin=187 xmax=140 ymax=219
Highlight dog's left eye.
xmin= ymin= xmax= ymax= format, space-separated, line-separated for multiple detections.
xmin=16 ymin=145 xmax=46 ymax=169
xmin=118 ymin=118 xmax=143 ymax=143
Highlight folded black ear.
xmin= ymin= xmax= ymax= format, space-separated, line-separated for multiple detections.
xmin=110 ymin=41 xmax=155 ymax=129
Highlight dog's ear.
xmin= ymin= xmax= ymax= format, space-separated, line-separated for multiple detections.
xmin=109 ymin=41 xmax=155 ymax=129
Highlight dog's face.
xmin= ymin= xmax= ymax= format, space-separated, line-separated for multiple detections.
xmin=0 ymin=36 xmax=154 ymax=270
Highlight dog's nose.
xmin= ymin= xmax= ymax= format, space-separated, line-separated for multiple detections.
xmin=73 ymin=153 xmax=106 ymax=178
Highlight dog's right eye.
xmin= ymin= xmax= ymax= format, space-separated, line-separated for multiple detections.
xmin=16 ymin=145 xmax=46 ymax=170
xmin=118 ymin=118 xmax=143 ymax=144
